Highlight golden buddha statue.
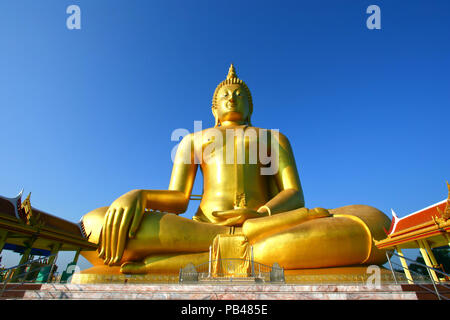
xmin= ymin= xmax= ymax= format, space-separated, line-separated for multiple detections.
xmin=80 ymin=64 xmax=391 ymax=274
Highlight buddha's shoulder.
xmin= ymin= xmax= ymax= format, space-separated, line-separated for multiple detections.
xmin=246 ymin=127 xmax=293 ymax=147
xmin=197 ymin=126 xmax=287 ymax=133
xmin=192 ymin=127 xmax=290 ymax=141
xmin=180 ymin=127 xmax=292 ymax=148
xmin=246 ymin=127 xmax=291 ymax=140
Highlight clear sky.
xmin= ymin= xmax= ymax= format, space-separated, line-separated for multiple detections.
xmin=0 ymin=1 xmax=449 ymax=270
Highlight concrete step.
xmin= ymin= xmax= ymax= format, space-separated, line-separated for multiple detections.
xmin=0 ymin=283 xmax=43 ymax=299
xmin=13 ymin=284 xmax=420 ymax=300
xmin=401 ymin=284 xmax=450 ymax=300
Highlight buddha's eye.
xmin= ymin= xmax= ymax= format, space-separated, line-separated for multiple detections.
xmin=236 ymin=92 xmax=241 ymax=96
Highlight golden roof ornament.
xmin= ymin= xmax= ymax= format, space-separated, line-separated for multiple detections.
xmin=20 ymin=192 xmax=43 ymax=226
xmin=436 ymin=181 xmax=450 ymax=221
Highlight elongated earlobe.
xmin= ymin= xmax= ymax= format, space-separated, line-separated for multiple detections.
xmin=212 ymin=107 xmax=220 ymax=127
xmin=246 ymin=115 xmax=252 ymax=126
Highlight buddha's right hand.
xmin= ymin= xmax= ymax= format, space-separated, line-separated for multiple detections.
xmin=98 ymin=189 xmax=146 ymax=266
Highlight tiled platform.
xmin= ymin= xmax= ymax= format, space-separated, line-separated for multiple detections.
xmin=71 ymin=266 xmax=407 ymax=284
xmin=18 ymin=283 xmax=420 ymax=300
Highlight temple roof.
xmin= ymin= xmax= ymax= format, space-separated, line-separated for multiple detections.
xmin=0 ymin=192 xmax=96 ymax=251
xmin=29 ymin=206 xmax=86 ymax=238
xmin=375 ymin=198 xmax=450 ymax=250
xmin=0 ymin=197 xmax=17 ymax=219
xmin=387 ymin=200 xmax=447 ymax=236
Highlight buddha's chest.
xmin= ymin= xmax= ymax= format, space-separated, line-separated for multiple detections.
xmin=195 ymin=128 xmax=271 ymax=165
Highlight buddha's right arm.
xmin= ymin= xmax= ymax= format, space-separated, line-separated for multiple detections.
xmin=141 ymin=190 xmax=190 ymax=214
xmin=141 ymin=132 xmax=199 ymax=214
xmin=98 ymin=134 xmax=197 ymax=265
xmin=119 ymin=130 xmax=198 ymax=215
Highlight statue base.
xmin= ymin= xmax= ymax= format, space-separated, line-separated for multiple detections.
xmin=283 ymin=266 xmax=406 ymax=284
xmin=21 ymin=282 xmax=423 ymax=300
xmin=73 ymin=265 xmax=404 ymax=284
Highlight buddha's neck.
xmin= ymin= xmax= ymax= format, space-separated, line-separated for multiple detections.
xmin=220 ymin=120 xmax=247 ymax=128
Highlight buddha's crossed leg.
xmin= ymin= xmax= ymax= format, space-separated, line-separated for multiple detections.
xmin=245 ymin=205 xmax=390 ymax=268
xmin=80 ymin=207 xmax=230 ymax=272
xmin=80 ymin=205 xmax=390 ymax=273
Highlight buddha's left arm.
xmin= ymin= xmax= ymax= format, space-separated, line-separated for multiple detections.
xmin=257 ymin=131 xmax=305 ymax=215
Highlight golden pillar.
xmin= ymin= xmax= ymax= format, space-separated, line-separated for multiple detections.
xmin=417 ymin=240 xmax=439 ymax=282
xmin=0 ymin=231 xmax=8 ymax=254
xmin=395 ymin=246 xmax=414 ymax=284
xmin=47 ymin=243 xmax=62 ymax=266
xmin=72 ymin=248 xmax=82 ymax=265
xmin=12 ymin=237 xmax=37 ymax=281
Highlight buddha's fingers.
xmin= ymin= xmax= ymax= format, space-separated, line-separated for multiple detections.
xmin=213 ymin=209 xmax=258 ymax=219
xmin=120 ymin=261 xmax=147 ymax=274
xmin=230 ymin=217 xmax=244 ymax=226
xmin=212 ymin=210 xmax=238 ymax=218
xmin=98 ymin=209 xmax=110 ymax=259
xmin=104 ymin=208 xmax=116 ymax=264
xmin=216 ymin=216 xmax=242 ymax=226
xmin=214 ymin=219 xmax=231 ymax=226
xmin=129 ymin=196 xmax=144 ymax=238
xmin=114 ymin=208 xmax=132 ymax=265
xmin=109 ymin=208 xmax=124 ymax=266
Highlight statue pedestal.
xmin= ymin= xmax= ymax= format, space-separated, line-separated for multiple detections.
xmin=74 ymin=266 xmax=179 ymax=284
xmin=21 ymin=282 xmax=421 ymax=300
xmin=199 ymin=276 xmax=260 ymax=284
xmin=284 ymin=266 xmax=405 ymax=284
xmin=73 ymin=265 xmax=404 ymax=284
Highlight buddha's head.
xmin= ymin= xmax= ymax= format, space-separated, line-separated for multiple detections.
xmin=212 ymin=64 xmax=253 ymax=127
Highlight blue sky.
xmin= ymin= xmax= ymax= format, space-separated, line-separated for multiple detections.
xmin=0 ymin=1 xmax=449 ymax=270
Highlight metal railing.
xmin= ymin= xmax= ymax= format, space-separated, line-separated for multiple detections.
xmin=179 ymin=258 xmax=284 ymax=283
xmin=385 ymin=251 xmax=450 ymax=300
xmin=198 ymin=258 xmax=272 ymax=278
xmin=0 ymin=254 xmax=57 ymax=297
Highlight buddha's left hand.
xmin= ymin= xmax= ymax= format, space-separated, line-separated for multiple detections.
xmin=212 ymin=208 xmax=266 ymax=226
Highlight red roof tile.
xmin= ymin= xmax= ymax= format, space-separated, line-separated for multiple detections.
xmin=389 ymin=199 xmax=448 ymax=236
xmin=0 ymin=197 xmax=17 ymax=218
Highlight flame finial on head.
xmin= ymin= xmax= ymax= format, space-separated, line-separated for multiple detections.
xmin=227 ymin=63 xmax=237 ymax=80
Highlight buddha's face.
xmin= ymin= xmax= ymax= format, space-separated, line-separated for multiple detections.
xmin=214 ymin=84 xmax=250 ymax=124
